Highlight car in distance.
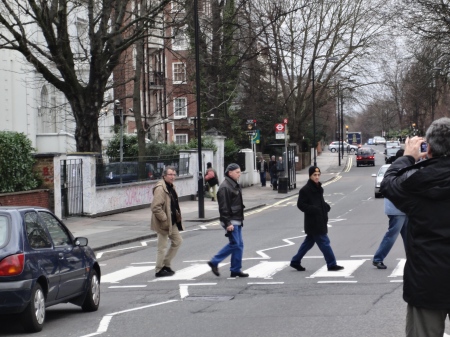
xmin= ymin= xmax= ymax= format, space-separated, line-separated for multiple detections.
xmin=385 ymin=140 xmax=400 ymax=148
xmin=372 ymin=164 xmax=391 ymax=198
xmin=356 ymin=147 xmax=376 ymax=167
xmin=367 ymin=138 xmax=374 ymax=145
xmin=0 ymin=207 xmax=101 ymax=332
xmin=373 ymin=136 xmax=386 ymax=145
xmin=328 ymin=141 xmax=359 ymax=153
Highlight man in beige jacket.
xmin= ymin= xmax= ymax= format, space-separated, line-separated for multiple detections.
xmin=150 ymin=166 xmax=184 ymax=277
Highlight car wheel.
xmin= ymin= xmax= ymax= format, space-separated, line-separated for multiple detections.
xmin=22 ymin=283 xmax=45 ymax=332
xmin=82 ymin=269 xmax=100 ymax=312
xmin=330 ymin=148 xmax=336 ymax=153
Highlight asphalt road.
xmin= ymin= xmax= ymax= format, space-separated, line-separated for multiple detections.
xmin=2 ymin=148 xmax=449 ymax=337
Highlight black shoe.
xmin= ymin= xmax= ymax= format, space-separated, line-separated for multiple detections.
xmin=372 ymin=261 xmax=387 ymax=269
xmin=230 ymin=271 xmax=249 ymax=278
xmin=328 ymin=265 xmax=344 ymax=271
xmin=155 ymin=269 xmax=175 ymax=277
xmin=208 ymin=261 xmax=220 ymax=276
xmin=290 ymin=262 xmax=305 ymax=271
xmin=162 ymin=266 xmax=175 ymax=274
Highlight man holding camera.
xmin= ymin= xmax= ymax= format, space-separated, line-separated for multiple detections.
xmin=380 ymin=117 xmax=450 ymax=337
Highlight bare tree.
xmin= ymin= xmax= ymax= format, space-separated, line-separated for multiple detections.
xmin=0 ymin=0 xmax=170 ymax=152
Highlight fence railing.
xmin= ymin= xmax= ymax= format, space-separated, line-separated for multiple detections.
xmin=96 ymin=153 xmax=190 ymax=186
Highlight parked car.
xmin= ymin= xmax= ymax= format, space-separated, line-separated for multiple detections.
xmin=367 ymin=138 xmax=374 ymax=145
xmin=385 ymin=140 xmax=401 ymax=148
xmin=103 ymin=162 xmax=159 ymax=184
xmin=356 ymin=147 xmax=375 ymax=167
xmin=0 ymin=207 xmax=101 ymax=332
xmin=372 ymin=164 xmax=391 ymax=198
xmin=328 ymin=141 xmax=359 ymax=153
xmin=373 ymin=136 xmax=386 ymax=145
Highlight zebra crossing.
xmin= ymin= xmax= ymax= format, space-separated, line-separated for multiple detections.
xmin=101 ymin=258 xmax=406 ymax=287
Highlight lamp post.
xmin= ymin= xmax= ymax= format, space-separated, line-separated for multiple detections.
xmin=194 ymin=0 xmax=204 ymax=218
xmin=311 ymin=58 xmax=317 ymax=166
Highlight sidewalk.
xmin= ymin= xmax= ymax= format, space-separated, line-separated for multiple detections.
xmin=64 ymin=151 xmax=348 ymax=251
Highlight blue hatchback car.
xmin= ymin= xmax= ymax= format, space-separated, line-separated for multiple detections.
xmin=0 ymin=207 xmax=100 ymax=332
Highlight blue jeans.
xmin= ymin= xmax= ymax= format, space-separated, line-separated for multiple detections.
xmin=210 ymin=222 xmax=244 ymax=273
xmin=260 ymin=172 xmax=266 ymax=186
xmin=373 ymin=215 xmax=407 ymax=263
xmin=291 ymin=234 xmax=337 ymax=268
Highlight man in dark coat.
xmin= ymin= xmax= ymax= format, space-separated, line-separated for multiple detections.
xmin=290 ymin=166 xmax=344 ymax=272
xmin=207 ymin=163 xmax=249 ymax=278
xmin=380 ymin=117 xmax=450 ymax=337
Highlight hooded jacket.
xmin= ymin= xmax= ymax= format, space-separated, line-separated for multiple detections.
xmin=380 ymin=155 xmax=450 ymax=309
xmin=150 ymin=179 xmax=184 ymax=235
xmin=297 ymin=179 xmax=331 ymax=235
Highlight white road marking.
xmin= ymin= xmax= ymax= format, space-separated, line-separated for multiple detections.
xmin=151 ymin=263 xmax=229 ymax=281
xmin=308 ymin=260 xmax=368 ymax=279
xmin=179 ymin=283 xmax=217 ymax=299
xmin=388 ymin=258 xmax=406 ymax=278
xmin=96 ymin=245 xmax=146 ymax=259
xmin=131 ymin=261 xmax=155 ymax=265
xmin=248 ymin=282 xmax=284 ymax=285
xmin=318 ymin=281 xmax=358 ymax=284
xmin=243 ymin=261 xmax=289 ymax=279
xmin=102 ymin=266 xmax=155 ymax=283
xmin=251 ymin=236 xmax=305 ymax=259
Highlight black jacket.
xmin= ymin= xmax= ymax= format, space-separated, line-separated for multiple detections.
xmin=297 ymin=179 xmax=331 ymax=235
xmin=257 ymin=160 xmax=268 ymax=173
xmin=217 ymin=176 xmax=245 ymax=225
xmin=380 ymin=155 xmax=450 ymax=309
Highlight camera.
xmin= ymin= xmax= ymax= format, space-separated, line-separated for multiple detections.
xmin=421 ymin=142 xmax=427 ymax=153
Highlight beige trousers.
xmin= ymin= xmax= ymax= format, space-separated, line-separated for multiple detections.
xmin=155 ymin=225 xmax=183 ymax=273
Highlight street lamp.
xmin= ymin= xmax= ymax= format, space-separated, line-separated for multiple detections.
xmin=194 ymin=0 xmax=204 ymax=218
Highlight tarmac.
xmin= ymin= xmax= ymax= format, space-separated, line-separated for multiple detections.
xmin=64 ymin=151 xmax=349 ymax=252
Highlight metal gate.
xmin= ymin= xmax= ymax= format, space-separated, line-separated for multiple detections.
xmin=60 ymin=159 xmax=83 ymax=218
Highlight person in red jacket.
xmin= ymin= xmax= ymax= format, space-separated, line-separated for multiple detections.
xmin=204 ymin=162 xmax=219 ymax=201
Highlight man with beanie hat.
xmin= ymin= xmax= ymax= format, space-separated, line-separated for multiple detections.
xmin=290 ymin=165 xmax=344 ymax=272
xmin=207 ymin=163 xmax=249 ymax=278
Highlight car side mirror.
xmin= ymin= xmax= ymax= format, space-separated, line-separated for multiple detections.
xmin=74 ymin=237 xmax=88 ymax=247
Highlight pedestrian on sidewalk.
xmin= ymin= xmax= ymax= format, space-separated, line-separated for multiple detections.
xmin=205 ymin=162 xmax=219 ymax=201
xmin=270 ymin=156 xmax=279 ymax=190
xmin=256 ymin=156 xmax=268 ymax=187
xmin=208 ymin=163 xmax=249 ymax=278
xmin=372 ymin=149 xmax=408 ymax=270
xmin=150 ymin=166 xmax=184 ymax=277
xmin=269 ymin=155 xmax=277 ymax=188
xmin=380 ymin=118 xmax=450 ymax=337
xmin=290 ymin=166 xmax=344 ymax=272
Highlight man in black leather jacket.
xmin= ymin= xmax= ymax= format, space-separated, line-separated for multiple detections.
xmin=380 ymin=117 xmax=450 ymax=337
xmin=207 ymin=163 xmax=248 ymax=278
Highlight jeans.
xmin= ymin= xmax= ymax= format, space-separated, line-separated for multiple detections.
xmin=291 ymin=234 xmax=337 ymax=268
xmin=373 ymin=215 xmax=407 ymax=263
xmin=260 ymin=172 xmax=266 ymax=186
xmin=210 ymin=221 xmax=243 ymax=273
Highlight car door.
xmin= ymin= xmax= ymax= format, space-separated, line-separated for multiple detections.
xmin=23 ymin=211 xmax=60 ymax=302
xmin=38 ymin=211 xmax=87 ymax=299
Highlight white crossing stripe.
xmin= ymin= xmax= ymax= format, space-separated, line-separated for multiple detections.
xmin=243 ymin=261 xmax=289 ymax=279
xmin=152 ymin=263 xmax=229 ymax=281
xmin=102 ymin=266 xmax=155 ymax=284
xmin=388 ymin=258 xmax=406 ymax=278
xmin=308 ymin=260 xmax=368 ymax=278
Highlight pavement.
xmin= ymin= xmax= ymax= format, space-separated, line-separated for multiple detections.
xmin=64 ymin=151 xmax=349 ymax=252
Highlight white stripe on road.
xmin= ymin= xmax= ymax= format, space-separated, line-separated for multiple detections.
xmin=389 ymin=258 xmax=406 ymax=278
xmin=308 ymin=259 xmax=368 ymax=278
xmin=101 ymin=266 xmax=155 ymax=284
xmin=179 ymin=283 xmax=217 ymax=299
xmin=243 ymin=261 xmax=289 ymax=279
xmin=151 ymin=263 xmax=229 ymax=281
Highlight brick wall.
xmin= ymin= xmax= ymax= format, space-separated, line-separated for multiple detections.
xmin=0 ymin=190 xmax=50 ymax=208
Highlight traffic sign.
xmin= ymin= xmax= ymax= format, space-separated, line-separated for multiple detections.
xmin=283 ymin=118 xmax=288 ymax=124
xmin=275 ymin=123 xmax=285 ymax=132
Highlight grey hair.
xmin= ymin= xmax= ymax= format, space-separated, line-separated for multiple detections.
xmin=163 ymin=165 xmax=177 ymax=176
xmin=425 ymin=117 xmax=450 ymax=157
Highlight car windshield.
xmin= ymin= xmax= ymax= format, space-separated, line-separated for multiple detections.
xmin=378 ymin=166 xmax=389 ymax=177
xmin=358 ymin=149 xmax=372 ymax=155
xmin=0 ymin=215 xmax=9 ymax=247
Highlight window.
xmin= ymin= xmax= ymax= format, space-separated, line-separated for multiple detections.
xmin=25 ymin=212 xmax=52 ymax=249
xmin=175 ymin=134 xmax=188 ymax=145
xmin=172 ymin=26 xmax=188 ymax=50
xmin=172 ymin=62 xmax=186 ymax=84
xmin=39 ymin=212 xmax=71 ymax=246
xmin=0 ymin=216 xmax=9 ymax=248
xmin=174 ymin=97 xmax=187 ymax=118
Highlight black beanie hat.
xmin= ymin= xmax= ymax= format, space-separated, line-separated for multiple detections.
xmin=225 ymin=163 xmax=240 ymax=174
xmin=309 ymin=166 xmax=321 ymax=177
